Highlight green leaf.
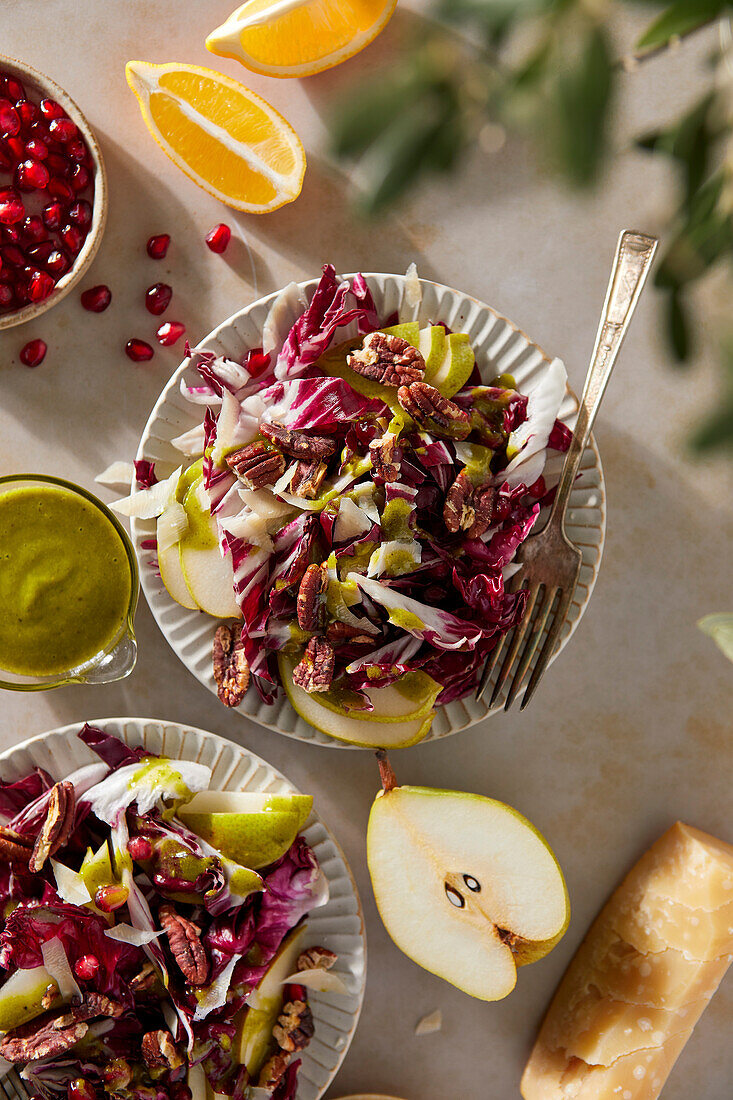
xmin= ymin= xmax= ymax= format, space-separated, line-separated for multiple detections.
xmin=636 ymin=0 xmax=731 ymax=53
xmin=698 ymin=613 xmax=733 ymax=662
xmin=635 ymin=93 xmax=721 ymax=206
xmin=666 ymin=290 xmax=691 ymax=361
xmin=690 ymin=394 xmax=733 ymax=451
xmin=551 ymin=25 xmax=614 ymax=187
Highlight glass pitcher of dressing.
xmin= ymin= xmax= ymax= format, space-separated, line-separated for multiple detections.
xmin=0 ymin=474 xmax=139 ymax=690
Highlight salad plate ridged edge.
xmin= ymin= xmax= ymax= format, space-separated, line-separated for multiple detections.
xmin=0 ymin=717 xmax=366 ymax=1100
xmin=131 ymin=273 xmax=606 ymax=746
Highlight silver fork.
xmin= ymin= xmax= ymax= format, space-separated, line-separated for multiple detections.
xmin=0 ymin=1071 xmax=31 ymax=1100
xmin=476 ymin=229 xmax=658 ymax=710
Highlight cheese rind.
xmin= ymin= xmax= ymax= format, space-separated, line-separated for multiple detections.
xmin=521 ymin=821 xmax=733 ymax=1100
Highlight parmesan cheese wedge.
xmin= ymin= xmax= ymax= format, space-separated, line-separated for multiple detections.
xmin=521 ymin=822 xmax=733 ymax=1100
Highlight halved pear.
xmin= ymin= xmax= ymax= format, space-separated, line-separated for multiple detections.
xmin=179 ymin=809 xmax=300 ymax=870
xmin=367 ymin=782 xmax=569 ymax=1001
xmin=0 ymin=965 xmax=59 ymax=1032
xmin=424 ymin=332 xmax=475 ymax=397
xmin=234 ymin=924 xmax=308 ymax=1075
xmin=182 ymin=790 xmax=313 ymax=832
xmin=178 ymin=475 xmax=240 ymax=619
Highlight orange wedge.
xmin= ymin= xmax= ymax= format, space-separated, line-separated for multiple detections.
xmin=206 ymin=0 xmax=397 ymax=79
xmin=125 ymin=61 xmax=306 ymax=213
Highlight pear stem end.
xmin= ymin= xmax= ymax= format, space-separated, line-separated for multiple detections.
xmin=376 ymin=750 xmax=398 ymax=792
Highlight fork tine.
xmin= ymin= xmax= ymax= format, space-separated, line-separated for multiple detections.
xmin=3 ymin=1073 xmax=30 ymax=1100
xmin=519 ymin=587 xmax=574 ymax=710
xmin=489 ymin=581 xmax=540 ymax=707
xmin=476 ymin=630 xmax=508 ymax=701
xmin=504 ymin=584 xmax=558 ymax=710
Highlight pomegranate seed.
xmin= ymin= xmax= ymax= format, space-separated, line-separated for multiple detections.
xmin=4 ymin=78 xmax=25 ymax=102
xmin=48 ymin=117 xmax=77 ymax=143
xmin=39 ymin=98 xmax=65 ymax=121
xmin=0 ymin=99 xmax=20 ymax=138
xmin=42 ymin=200 xmax=66 ymax=231
xmin=24 ymin=137 xmax=48 ymax=161
xmin=73 ymin=955 xmax=99 ymax=981
xmin=1 ymin=244 xmax=25 ymax=267
xmin=0 ymin=284 xmax=13 ymax=308
xmin=0 ymin=187 xmax=24 ymax=226
xmin=46 ymin=249 xmax=70 ymax=276
xmin=66 ymin=137 xmax=87 ymax=161
xmin=16 ymin=99 xmax=38 ymax=128
xmin=69 ymin=163 xmax=90 ymax=193
xmin=20 ymin=339 xmax=47 ymax=367
xmin=6 ymin=135 xmax=23 ymax=160
xmin=48 ymin=178 xmax=74 ymax=202
xmin=125 ymin=338 xmax=154 ymax=362
xmin=80 ymin=284 xmax=111 ymax=312
xmin=285 ymin=983 xmax=306 ymax=1001
xmin=15 ymin=158 xmax=50 ymax=192
xmin=205 ymin=223 xmax=231 ymax=253
xmin=46 ymin=151 xmax=71 ymax=178
xmin=60 ymin=223 xmax=85 ymax=254
xmin=0 ymin=141 xmax=12 ymax=170
xmin=68 ymin=199 xmax=92 ymax=229
xmin=244 ymin=347 xmax=271 ymax=377
xmin=127 ymin=836 xmax=153 ymax=861
xmin=493 ymin=497 xmax=511 ymax=523
xmin=1 ymin=225 xmax=20 ymax=244
xmin=68 ymin=1080 xmax=96 ymax=1100
xmin=21 ymin=215 xmax=46 ymax=242
xmin=95 ymin=883 xmax=129 ymax=912
xmin=145 ymin=282 xmax=172 ymax=315
xmin=26 ymin=241 xmax=54 ymax=265
xmin=28 ymin=119 xmax=52 ymax=145
xmin=26 ymin=269 xmax=55 ymax=302
xmin=146 ymin=233 xmax=170 ymax=259
xmin=157 ymin=321 xmax=185 ymax=346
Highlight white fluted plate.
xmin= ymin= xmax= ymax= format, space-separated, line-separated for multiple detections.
xmin=0 ymin=718 xmax=366 ymax=1100
xmin=132 ymin=274 xmax=605 ymax=747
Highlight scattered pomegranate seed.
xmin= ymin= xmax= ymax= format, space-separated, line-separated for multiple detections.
xmin=39 ymin=98 xmax=64 ymax=121
xmin=145 ymin=282 xmax=172 ymax=315
xmin=125 ymin=338 xmax=154 ymax=362
xmin=157 ymin=321 xmax=186 ymax=346
xmin=0 ymin=99 xmax=20 ymax=138
xmin=127 ymin=836 xmax=153 ymax=861
xmin=46 ymin=249 xmax=70 ymax=276
xmin=27 ymin=269 xmax=55 ymax=302
xmin=60 ymin=223 xmax=85 ymax=255
xmin=48 ymin=117 xmax=77 ymax=143
xmin=6 ymin=135 xmax=23 ymax=160
xmin=68 ymin=199 xmax=92 ymax=228
xmin=66 ymin=137 xmax=87 ymax=162
xmin=4 ymin=78 xmax=25 ymax=102
xmin=46 ymin=151 xmax=71 ymax=178
xmin=1 ymin=244 xmax=25 ymax=268
xmin=70 ymin=163 xmax=90 ymax=193
xmin=285 ymin=983 xmax=306 ymax=1001
xmin=146 ymin=233 xmax=170 ymax=259
xmin=28 ymin=119 xmax=51 ymax=144
xmin=244 ymin=347 xmax=271 ymax=377
xmin=16 ymin=100 xmax=38 ymax=128
xmin=205 ymin=223 xmax=231 ymax=253
xmin=47 ymin=177 xmax=74 ymax=202
xmin=21 ymin=214 xmax=45 ymax=242
xmin=26 ymin=241 xmax=54 ymax=265
xmin=73 ymin=955 xmax=99 ymax=980
xmin=24 ymin=137 xmax=47 ymax=161
xmin=80 ymin=284 xmax=111 ymax=312
xmin=0 ymin=187 xmax=24 ymax=225
xmin=42 ymin=200 xmax=65 ymax=231
xmin=15 ymin=157 xmax=50 ymax=192
xmin=95 ymin=883 xmax=129 ymax=912
xmin=20 ymin=338 xmax=47 ymax=367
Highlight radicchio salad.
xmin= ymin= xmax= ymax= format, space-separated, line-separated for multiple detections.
xmin=0 ymin=726 xmax=337 ymax=1100
xmin=109 ymin=265 xmax=572 ymax=745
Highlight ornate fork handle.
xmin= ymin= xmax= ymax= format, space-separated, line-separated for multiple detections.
xmin=548 ymin=230 xmax=658 ymax=527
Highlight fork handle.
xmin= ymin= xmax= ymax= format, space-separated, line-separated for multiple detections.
xmin=548 ymin=229 xmax=658 ymax=526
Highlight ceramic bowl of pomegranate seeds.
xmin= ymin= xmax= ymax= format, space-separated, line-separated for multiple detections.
xmin=0 ymin=54 xmax=107 ymax=330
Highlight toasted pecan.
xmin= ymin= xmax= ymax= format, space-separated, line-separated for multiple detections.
xmin=213 ymin=622 xmax=250 ymax=708
xmin=348 ymin=331 xmax=425 ymax=387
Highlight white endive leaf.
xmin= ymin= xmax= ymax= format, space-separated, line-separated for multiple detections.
xmin=104 ymin=924 xmax=163 ymax=947
xmin=51 ymin=860 xmax=91 ymax=906
xmin=41 ymin=937 xmax=82 ymax=1002
xmin=83 ymin=757 xmax=211 ymax=824
xmin=95 ymin=461 xmax=134 ymax=488
xmin=193 ymin=956 xmax=238 ymax=1021
xmin=282 ymin=968 xmax=349 ymax=996
xmin=171 ymin=423 xmax=206 ymax=456
xmin=503 ymin=357 xmax=567 ymax=489
xmin=334 ymin=497 xmax=372 ymax=541
xmin=110 ymin=466 xmax=181 ymax=519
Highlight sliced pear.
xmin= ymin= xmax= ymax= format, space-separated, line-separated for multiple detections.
xmin=235 ymin=925 xmax=308 ymax=1075
xmin=79 ymin=841 xmax=120 ymax=924
xmin=425 ymin=331 xmax=475 ymax=397
xmin=158 ymin=526 xmax=198 ymax=611
xmin=418 ymin=324 xmax=446 ymax=376
xmin=182 ymin=790 xmax=313 ymax=832
xmin=179 ymin=475 xmax=240 ymax=619
xmin=367 ymin=777 xmax=569 ymax=1001
xmin=179 ymin=809 xmax=300 ymax=870
xmin=382 ymin=321 xmax=420 ymax=346
xmin=0 ymin=965 xmax=60 ymax=1032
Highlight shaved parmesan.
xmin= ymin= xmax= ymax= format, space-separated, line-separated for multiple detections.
xmin=282 ymin=968 xmax=350 ymax=996
xmin=104 ymin=923 xmax=163 ymax=947
xmin=51 ymin=860 xmax=91 ymax=906
xmin=404 ymin=261 xmax=422 ymax=311
xmin=41 ymin=937 xmax=82 ymax=1002
xmin=415 ymin=1009 xmax=443 ymax=1035
xmin=157 ymin=501 xmax=188 ymax=553
xmin=110 ymin=466 xmax=181 ymax=519
xmin=95 ymin=461 xmax=134 ymax=489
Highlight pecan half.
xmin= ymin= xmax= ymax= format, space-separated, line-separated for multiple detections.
xmin=29 ymin=781 xmax=75 ymax=872
xmin=290 ymin=460 xmax=328 ymax=499
xmin=129 ymin=960 xmax=161 ymax=996
xmin=159 ymin=904 xmax=209 ymax=986
xmin=0 ymin=825 xmax=35 ymax=864
xmin=325 ymin=621 xmax=374 ymax=645
xmin=226 ymin=442 xmax=285 ymax=489
xmin=213 ymin=622 xmax=250 ymax=708
xmin=77 ymin=993 xmax=125 ymax=1020
xmin=369 ymin=433 xmax=401 ymax=482
xmin=0 ymin=1015 xmax=88 ymax=1063
xmin=296 ymin=563 xmax=327 ymax=631
xmin=258 ymin=1051 xmax=291 ymax=1092
xmin=260 ymin=422 xmax=336 ymax=461
xmin=142 ymin=1029 xmax=184 ymax=1071
xmin=292 ymin=637 xmax=335 ymax=694
xmin=348 ymin=331 xmax=425 ymax=387
xmin=397 ymin=381 xmax=471 ymax=439
xmin=443 ymin=470 xmax=495 ymax=538
xmin=273 ymin=999 xmax=315 ymax=1053
xmin=297 ymin=946 xmax=337 ymax=972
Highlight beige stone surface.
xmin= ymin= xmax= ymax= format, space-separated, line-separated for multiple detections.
xmin=0 ymin=3 xmax=731 ymax=1098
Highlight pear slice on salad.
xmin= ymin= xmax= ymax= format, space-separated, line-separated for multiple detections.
xmin=234 ymin=924 xmax=308 ymax=1076
xmin=424 ymin=331 xmax=475 ymax=397
xmin=182 ymin=790 xmax=313 ymax=832
xmin=179 ymin=808 xmax=300 ymax=870
xmin=179 ymin=474 xmax=240 ymax=619
xmin=279 ymin=654 xmax=436 ymax=747
xmin=0 ymin=965 xmax=59 ymax=1032
xmin=158 ymin=512 xmax=198 ymax=611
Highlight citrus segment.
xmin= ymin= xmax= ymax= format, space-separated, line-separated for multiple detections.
xmin=125 ymin=62 xmax=305 ymax=213
xmin=207 ymin=0 xmax=397 ymax=78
